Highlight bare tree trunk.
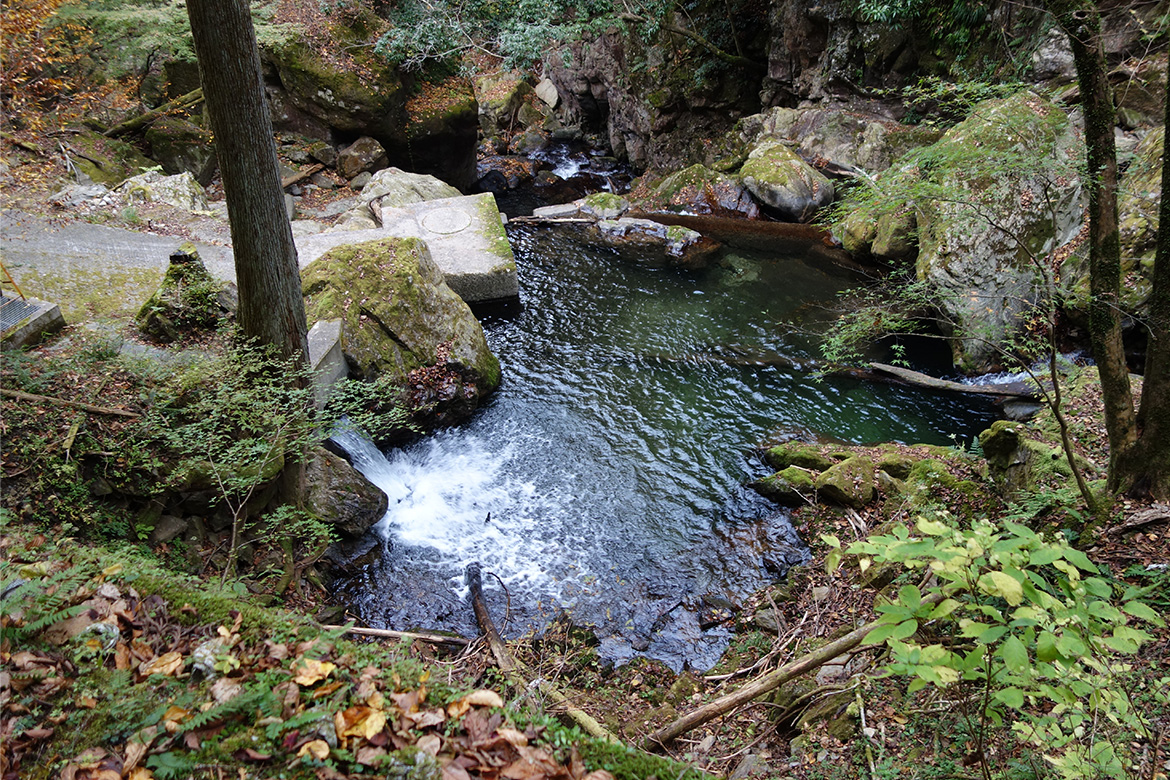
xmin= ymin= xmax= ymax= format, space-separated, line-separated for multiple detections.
xmin=185 ymin=0 xmax=308 ymax=367
xmin=1121 ymin=58 xmax=1170 ymax=500
xmin=1045 ymin=0 xmax=1136 ymax=490
xmin=186 ymin=0 xmax=310 ymax=508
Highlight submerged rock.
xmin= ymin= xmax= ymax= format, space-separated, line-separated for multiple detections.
xmin=301 ymin=237 xmax=501 ymax=426
xmin=590 ymin=218 xmax=721 ymax=270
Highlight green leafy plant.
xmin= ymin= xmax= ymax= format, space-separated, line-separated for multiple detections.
xmin=826 ymin=514 xmax=1167 ymax=780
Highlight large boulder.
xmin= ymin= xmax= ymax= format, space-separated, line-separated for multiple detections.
xmin=739 ymin=140 xmax=834 ymax=222
xmin=304 ymin=447 xmax=388 ymax=539
xmin=338 ymin=136 xmax=389 ymax=180
xmin=912 ymin=91 xmax=1083 ymax=372
xmin=301 ymin=237 xmax=500 ymax=426
xmin=813 ymin=456 xmax=876 ymax=508
xmin=145 ymin=116 xmax=218 ymax=185
xmin=1110 ymin=126 xmax=1163 ymax=312
xmin=117 ymin=171 xmax=210 ymax=212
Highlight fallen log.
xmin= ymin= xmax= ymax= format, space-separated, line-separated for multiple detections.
xmin=322 ymin=623 xmax=470 ymax=647
xmin=869 ymin=362 xmax=1038 ymax=399
xmin=104 ymin=88 xmax=204 ymax=137
xmin=465 ymin=563 xmax=621 ymax=744
xmin=1 ymin=388 xmax=139 ymax=418
xmin=282 ymin=163 xmax=324 ymax=189
xmin=642 ymin=592 xmax=944 ymax=751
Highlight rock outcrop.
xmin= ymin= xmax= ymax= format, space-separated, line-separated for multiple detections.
xmin=301 ymin=237 xmax=501 ymax=426
xmin=304 ymin=447 xmax=388 ymax=539
xmin=145 ymin=117 xmax=218 ymax=186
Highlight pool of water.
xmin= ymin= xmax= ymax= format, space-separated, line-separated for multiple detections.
xmin=331 ymin=226 xmax=997 ymax=670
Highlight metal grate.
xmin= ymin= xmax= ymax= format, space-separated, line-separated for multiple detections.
xmin=1 ymin=294 xmax=39 ymax=331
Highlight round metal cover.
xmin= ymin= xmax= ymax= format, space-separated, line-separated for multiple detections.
xmin=421 ymin=208 xmax=472 ymax=235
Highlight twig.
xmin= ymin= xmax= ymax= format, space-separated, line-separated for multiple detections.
xmin=321 ymin=623 xmax=470 ymax=647
xmin=0 ymin=388 xmax=139 ymax=418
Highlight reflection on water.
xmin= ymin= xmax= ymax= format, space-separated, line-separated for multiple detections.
xmin=332 ymin=227 xmax=997 ymax=670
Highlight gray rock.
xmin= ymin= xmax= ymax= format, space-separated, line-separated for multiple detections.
xmin=118 ymin=171 xmax=210 ymax=212
xmin=309 ymin=141 xmax=338 ymax=167
xmin=534 ymin=78 xmax=559 ymax=108
xmin=304 ymin=447 xmax=388 ymax=539
xmin=358 ymin=167 xmax=462 ymax=210
xmin=349 ymin=171 xmax=373 ymax=190
xmin=590 ymin=217 xmax=721 ymax=269
xmin=338 ymin=136 xmax=389 ymax=180
xmin=1031 ymin=27 xmax=1076 ymax=83
xmin=49 ymin=184 xmax=111 ymax=208
xmin=643 ymin=164 xmax=760 ymax=219
xmin=148 ymin=515 xmax=189 ymax=545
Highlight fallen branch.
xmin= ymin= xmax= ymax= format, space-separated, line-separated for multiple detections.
xmin=465 ymin=563 xmax=621 ymax=744
xmin=642 ymin=592 xmax=944 ymax=751
xmin=322 ymin=623 xmax=470 ymax=647
xmin=1 ymin=388 xmax=139 ymax=418
xmin=104 ymin=88 xmax=205 ymax=137
xmin=869 ymin=363 xmax=1038 ymax=399
xmin=1105 ymin=504 xmax=1170 ymax=536
xmin=282 ymin=163 xmax=324 ymax=189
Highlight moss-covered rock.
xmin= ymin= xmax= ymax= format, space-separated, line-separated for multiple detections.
xmin=136 ymin=242 xmax=226 ymax=342
xmin=764 ymin=443 xmax=835 ymax=472
xmin=301 ymin=237 xmax=500 ymax=426
xmin=979 ymin=419 xmax=1034 ymax=495
xmin=144 ymin=116 xmax=217 ymax=186
xmin=587 ymin=218 xmax=721 ymax=270
xmin=117 ymin=171 xmax=210 ymax=212
xmin=66 ymin=129 xmax=158 ymax=186
xmin=739 ymin=139 xmax=834 ymax=222
xmin=749 ymin=466 xmax=815 ymax=506
xmin=304 ymin=447 xmax=388 ymax=539
xmin=902 ymin=458 xmax=984 ymax=515
xmin=638 ymin=164 xmax=760 ymax=219
xmin=813 ymin=456 xmax=876 ymax=508
xmin=580 ymin=192 xmax=629 ymax=220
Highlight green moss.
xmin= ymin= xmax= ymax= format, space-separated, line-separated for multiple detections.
xmin=764 ymin=443 xmax=834 ymax=472
xmin=576 ymin=740 xmax=712 ymax=780
xmin=473 ymin=193 xmax=517 ymax=263
xmin=583 ymin=192 xmax=628 ymax=212
xmin=16 ymin=266 xmax=163 ymax=321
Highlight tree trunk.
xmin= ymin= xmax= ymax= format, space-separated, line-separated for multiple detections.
xmin=1046 ymin=0 xmax=1136 ymax=491
xmin=1119 ymin=58 xmax=1170 ymax=499
xmin=185 ymin=0 xmax=308 ymax=367
xmin=186 ymin=0 xmax=310 ymax=508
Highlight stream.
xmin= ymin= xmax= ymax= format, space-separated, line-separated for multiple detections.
xmin=331 ymin=225 xmax=998 ymax=671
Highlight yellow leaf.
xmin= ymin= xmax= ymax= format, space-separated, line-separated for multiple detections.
xmin=297 ymin=740 xmax=330 ymax=760
xmin=462 ymin=690 xmax=504 ymax=708
xmin=126 ymin=768 xmax=154 ymax=780
xmin=101 ymin=563 xmax=123 ymax=578
xmin=978 ymin=571 xmax=1024 ymax=606
xmin=139 ymin=651 xmax=184 ymax=677
xmin=18 ymin=561 xmax=51 ymax=578
xmin=293 ymin=658 xmax=336 ymax=686
xmin=367 ymin=690 xmax=385 ymax=710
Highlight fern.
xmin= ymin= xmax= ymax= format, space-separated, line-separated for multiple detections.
xmin=266 ymin=707 xmax=331 ymax=740
xmin=180 ymin=686 xmax=270 ymax=733
xmin=1 ymin=563 xmax=93 ymax=644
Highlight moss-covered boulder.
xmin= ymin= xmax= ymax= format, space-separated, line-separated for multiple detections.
xmin=749 ymin=466 xmax=815 ymax=506
xmin=978 ymin=419 xmax=1034 ymax=495
xmin=66 ymin=129 xmax=158 ymax=186
xmin=640 ymin=164 xmax=760 ymax=219
xmin=262 ymin=19 xmax=477 ymax=189
xmin=580 ymin=192 xmax=629 ymax=220
xmin=912 ymin=91 xmax=1083 ymax=372
xmin=145 ymin=116 xmax=217 ymax=186
xmin=739 ymin=140 xmax=834 ymax=222
xmin=813 ymin=456 xmax=876 ymax=508
xmin=304 ymin=447 xmax=388 ymax=539
xmin=474 ymin=72 xmax=537 ymax=137
xmin=1109 ymin=126 xmax=1162 ymax=313
xmin=301 ymin=237 xmax=500 ymax=426
xmin=763 ymin=442 xmax=834 ymax=472
xmin=136 ymin=243 xmax=228 ymax=342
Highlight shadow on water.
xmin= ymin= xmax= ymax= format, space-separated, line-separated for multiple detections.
xmin=330 ymin=225 xmax=998 ymax=671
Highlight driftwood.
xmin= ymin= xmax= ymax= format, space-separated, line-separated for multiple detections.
xmin=323 ymin=623 xmax=471 ymax=646
xmin=1 ymin=388 xmax=139 ymax=418
xmin=642 ymin=592 xmax=944 ymax=751
xmin=869 ymin=362 xmax=1038 ymax=399
xmin=1105 ymin=504 xmax=1170 ymax=536
xmin=282 ymin=163 xmax=324 ymax=189
xmin=465 ymin=563 xmax=621 ymax=744
xmin=104 ymin=88 xmax=205 ymax=137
